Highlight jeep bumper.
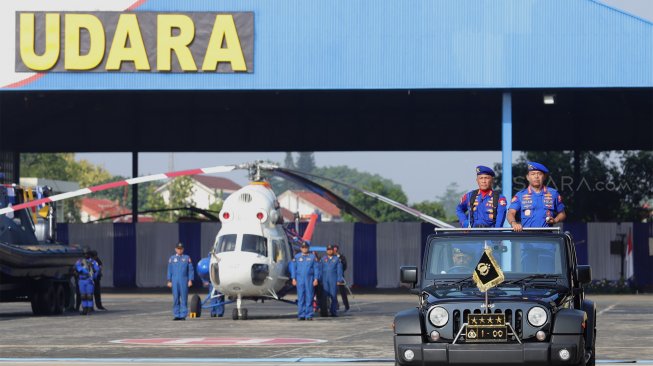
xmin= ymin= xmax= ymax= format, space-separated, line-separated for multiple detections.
xmin=395 ymin=337 xmax=581 ymax=365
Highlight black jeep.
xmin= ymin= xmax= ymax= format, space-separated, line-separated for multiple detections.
xmin=394 ymin=228 xmax=596 ymax=366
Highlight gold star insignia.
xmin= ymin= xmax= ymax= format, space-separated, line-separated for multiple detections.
xmin=497 ymin=316 xmax=502 ymax=324
xmin=488 ymin=317 xmax=493 ymax=324
xmin=479 ymin=318 xmax=485 ymax=324
xmin=471 ymin=318 xmax=477 ymax=324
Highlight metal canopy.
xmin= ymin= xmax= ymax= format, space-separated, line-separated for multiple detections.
xmin=0 ymin=89 xmax=650 ymax=153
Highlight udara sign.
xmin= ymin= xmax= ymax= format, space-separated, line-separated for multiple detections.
xmin=15 ymin=12 xmax=254 ymax=73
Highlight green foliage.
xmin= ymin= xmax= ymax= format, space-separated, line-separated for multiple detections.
xmin=437 ymin=182 xmax=466 ymax=222
xmin=412 ymin=200 xmax=447 ymax=220
xmin=142 ymin=183 xmax=168 ymax=221
xmin=494 ymin=151 xmax=652 ymax=222
xmin=295 ymin=152 xmax=316 ymax=173
xmin=343 ymin=178 xmax=414 ymax=222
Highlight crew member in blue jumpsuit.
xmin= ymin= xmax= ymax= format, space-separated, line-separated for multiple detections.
xmin=456 ymin=165 xmax=507 ymax=228
xmin=75 ymin=249 xmax=100 ymax=315
xmin=321 ymin=245 xmax=344 ymax=317
xmin=167 ymin=242 xmax=194 ymax=321
xmin=290 ymin=242 xmax=319 ymax=320
xmin=507 ymin=162 xmax=567 ymax=272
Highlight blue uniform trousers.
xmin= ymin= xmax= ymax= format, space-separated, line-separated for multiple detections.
xmin=322 ymin=276 xmax=338 ymax=316
xmin=79 ymin=278 xmax=95 ymax=308
xmin=297 ymin=278 xmax=314 ymax=319
xmin=172 ymin=281 xmax=189 ymax=318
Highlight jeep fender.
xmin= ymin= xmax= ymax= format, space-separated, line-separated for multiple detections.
xmin=552 ymin=308 xmax=585 ymax=334
xmin=394 ymin=307 xmax=422 ymax=335
xmin=582 ymin=299 xmax=597 ymax=348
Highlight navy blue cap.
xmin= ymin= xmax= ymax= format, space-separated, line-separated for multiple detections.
xmin=527 ymin=162 xmax=549 ymax=174
xmin=326 ymin=245 xmax=334 ymax=250
xmin=176 ymin=242 xmax=184 ymax=249
xmin=475 ymin=165 xmax=495 ymax=177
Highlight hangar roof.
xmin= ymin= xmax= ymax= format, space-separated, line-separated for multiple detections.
xmin=1 ymin=0 xmax=652 ymax=90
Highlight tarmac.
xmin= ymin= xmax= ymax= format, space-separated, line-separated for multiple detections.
xmin=0 ymin=290 xmax=651 ymax=365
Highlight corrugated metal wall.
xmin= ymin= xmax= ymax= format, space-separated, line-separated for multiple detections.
xmin=376 ymin=222 xmax=423 ymax=288
xmin=587 ymin=222 xmax=633 ymax=281
xmin=136 ymin=223 xmax=180 ymax=287
xmin=55 ymin=221 xmax=653 ymax=288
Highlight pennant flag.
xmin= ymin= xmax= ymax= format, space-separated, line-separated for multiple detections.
xmin=473 ymin=248 xmax=505 ymax=292
xmin=625 ymin=228 xmax=634 ymax=280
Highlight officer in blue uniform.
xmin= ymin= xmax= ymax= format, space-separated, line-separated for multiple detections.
xmin=167 ymin=242 xmax=194 ymax=321
xmin=507 ymin=162 xmax=566 ymax=231
xmin=507 ymin=162 xmax=566 ymax=272
xmin=321 ymin=245 xmax=344 ymax=317
xmin=290 ymin=242 xmax=319 ymax=320
xmin=456 ymin=166 xmax=507 ymax=228
xmin=75 ymin=249 xmax=100 ymax=315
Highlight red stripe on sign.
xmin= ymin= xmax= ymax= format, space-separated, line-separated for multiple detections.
xmin=165 ymin=169 xmax=203 ymax=178
xmin=11 ymin=198 xmax=52 ymax=211
xmin=89 ymin=181 xmax=129 ymax=192
xmin=3 ymin=73 xmax=45 ymax=89
xmin=126 ymin=0 xmax=148 ymax=10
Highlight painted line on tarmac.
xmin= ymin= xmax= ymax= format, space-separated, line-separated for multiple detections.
xmin=597 ymin=303 xmax=619 ymax=316
xmin=0 ymin=358 xmax=393 ymax=363
xmin=0 ymin=358 xmax=652 ymax=364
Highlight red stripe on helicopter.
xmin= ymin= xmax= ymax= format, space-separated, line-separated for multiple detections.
xmin=89 ymin=181 xmax=129 ymax=192
xmin=166 ymin=169 xmax=204 ymax=178
xmin=10 ymin=198 xmax=52 ymax=211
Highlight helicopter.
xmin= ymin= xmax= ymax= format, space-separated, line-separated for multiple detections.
xmin=0 ymin=161 xmax=452 ymax=320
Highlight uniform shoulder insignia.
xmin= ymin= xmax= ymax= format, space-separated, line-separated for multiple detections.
xmin=511 ymin=196 xmax=518 ymax=203
xmin=168 ymin=258 xmax=172 ymax=263
xmin=460 ymin=194 xmax=467 ymax=203
xmin=499 ymin=197 xmax=507 ymax=206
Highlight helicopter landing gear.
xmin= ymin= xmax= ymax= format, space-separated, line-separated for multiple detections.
xmin=232 ymin=295 xmax=248 ymax=320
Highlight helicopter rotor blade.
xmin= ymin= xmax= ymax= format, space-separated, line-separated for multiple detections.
xmin=272 ymin=167 xmax=453 ymax=228
xmin=269 ymin=168 xmax=377 ymax=224
xmin=0 ymin=164 xmax=238 ymax=216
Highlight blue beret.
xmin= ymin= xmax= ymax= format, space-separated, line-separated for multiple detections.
xmin=475 ymin=165 xmax=495 ymax=177
xmin=527 ymin=162 xmax=549 ymax=174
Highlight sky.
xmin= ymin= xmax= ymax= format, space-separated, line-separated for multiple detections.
xmin=76 ymin=151 xmax=521 ymax=204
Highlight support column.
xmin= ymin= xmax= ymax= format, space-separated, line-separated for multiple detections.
xmin=12 ymin=152 xmax=19 ymax=185
xmin=132 ymin=152 xmax=138 ymax=223
xmin=501 ymin=92 xmax=512 ymax=224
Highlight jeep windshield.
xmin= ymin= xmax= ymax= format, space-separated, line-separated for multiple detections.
xmin=425 ymin=235 xmax=567 ymax=282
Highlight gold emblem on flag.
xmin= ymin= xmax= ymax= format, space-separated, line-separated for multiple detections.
xmin=472 ymin=247 xmax=505 ymax=292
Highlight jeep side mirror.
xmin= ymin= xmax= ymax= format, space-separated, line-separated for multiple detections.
xmin=400 ymin=266 xmax=418 ymax=286
xmin=577 ymin=265 xmax=592 ymax=285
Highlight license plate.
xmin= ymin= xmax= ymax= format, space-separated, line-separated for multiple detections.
xmin=465 ymin=314 xmax=507 ymax=342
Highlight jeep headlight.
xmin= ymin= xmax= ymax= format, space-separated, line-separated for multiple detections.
xmin=527 ymin=306 xmax=548 ymax=327
xmin=428 ymin=306 xmax=449 ymax=327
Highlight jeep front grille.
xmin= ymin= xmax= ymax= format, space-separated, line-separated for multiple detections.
xmin=452 ymin=307 xmax=523 ymax=341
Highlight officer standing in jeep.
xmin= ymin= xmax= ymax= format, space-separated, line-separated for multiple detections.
xmin=507 ymin=162 xmax=566 ymax=231
xmin=456 ymin=165 xmax=507 ymax=228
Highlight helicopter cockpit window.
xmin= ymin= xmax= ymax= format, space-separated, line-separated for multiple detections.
xmin=242 ymin=234 xmax=268 ymax=257
xmin=272 ymin=239 xmax=287 ymax=263
xmin=215 ymin=234 xmax=237 ymax=253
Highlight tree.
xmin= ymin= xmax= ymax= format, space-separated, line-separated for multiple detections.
xmin=166 ymin=176 xmax=197 ymax=220
xmin=618 ymin=151 xmax=653 ymax=221
xmin=296 ymin=152 xmax=316 ymax=173
xmin=494 ymin=151 xmax=650 ymax=222
xmin=283 ymin=152 xmax=295 ymax=169
xmin=436 ymin=182 xmax=466 ymax=222
xmin=412 ymin=200 xmax=447 ymax=220
xmin=343 ymin=178 xmax=414 ymax=222
xmin=142 ymin=184 xmax=168 ymax=221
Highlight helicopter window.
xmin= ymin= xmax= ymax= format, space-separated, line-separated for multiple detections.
xmin=215 ymin=234 xmax=237 ymax=253
xmin=242 ymin=234 xmax=268 ymax=257
xmin=272 ymin=239 xmax=286 ymax=263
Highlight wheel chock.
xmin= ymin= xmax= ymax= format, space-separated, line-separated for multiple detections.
xmin=189 ymin=312 xmax=197 ymax=318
